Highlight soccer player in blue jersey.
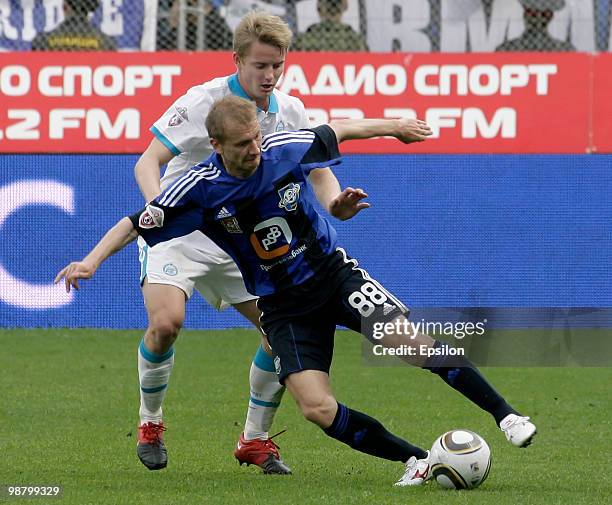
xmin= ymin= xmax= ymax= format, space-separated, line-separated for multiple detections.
xmin=56 ymin=96 xmax=536 ymax=486
xmin=132 ymin=11 xmax=356 ymax=473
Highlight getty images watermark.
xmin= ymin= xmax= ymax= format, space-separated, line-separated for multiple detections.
xmin=362 ymin=307 xmax=612 ymax=367
xmin=369 ymin=317 xmax=486 ymax=358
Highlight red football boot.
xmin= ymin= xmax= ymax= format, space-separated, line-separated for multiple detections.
xmin=234 ymin=431 xmax=292 ymax=474
xmin=137 ymin=421 xmax=167 ymax=470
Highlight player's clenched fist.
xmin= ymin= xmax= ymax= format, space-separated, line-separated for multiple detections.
xmin=54 ymin=261 xmax=97 ymax=292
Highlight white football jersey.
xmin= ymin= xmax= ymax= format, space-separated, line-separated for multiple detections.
xmin=151 ymin=74 xmax=310 ymax=191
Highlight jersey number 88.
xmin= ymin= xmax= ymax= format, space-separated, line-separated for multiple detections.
xmin=348 ymin=282 xmax=388 ymax=317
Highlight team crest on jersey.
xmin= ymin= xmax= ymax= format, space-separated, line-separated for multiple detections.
xmin=221 ymin=218 xmax=242 ymax=234
xmin=216 ymin=207 xmax=242 ymax=233
xmin=168 ymin=106 xmax=189 ymax=127
xmin=138 ymin=204 xmax=164 ymax=229
xmin=277 ymin=183 xmax=301 ymax=212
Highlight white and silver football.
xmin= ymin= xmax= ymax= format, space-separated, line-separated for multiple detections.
xmin=430 ymin=429 xmax=492 ymax=490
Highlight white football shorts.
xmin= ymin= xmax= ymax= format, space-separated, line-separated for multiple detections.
xmin=137 ymin=231 xmax=257 ymax=309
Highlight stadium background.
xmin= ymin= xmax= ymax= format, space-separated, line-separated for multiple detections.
xmin=1 ymin=0 xmax=611 ymax=329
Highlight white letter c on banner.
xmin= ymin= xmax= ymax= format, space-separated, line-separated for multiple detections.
xmin=0 ymin=180 xmax=75 ymax=309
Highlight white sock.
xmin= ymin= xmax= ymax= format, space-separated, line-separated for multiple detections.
xmin=138 ymin=338 xmax=174 ymax=424
xmin=243 ymin=345 xmax=285 ymax=440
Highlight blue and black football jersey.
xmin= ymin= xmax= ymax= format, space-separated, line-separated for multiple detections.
xmin=131 ymin=125 xmax=342 ymax=296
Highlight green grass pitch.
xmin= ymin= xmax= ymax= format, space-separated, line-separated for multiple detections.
xmin=1 ymin=328 xmax=610 ymax=505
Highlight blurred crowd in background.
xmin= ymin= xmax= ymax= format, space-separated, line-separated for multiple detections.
xmin=2 ymin=0 xmax=610 ymax=52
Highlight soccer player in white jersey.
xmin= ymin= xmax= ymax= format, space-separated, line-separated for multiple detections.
xmin=132 ymin=12 xmax=365 ymax=473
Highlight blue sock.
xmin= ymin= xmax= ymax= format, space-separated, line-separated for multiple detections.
xmin=323 ymin=403 xmax=426 ymax=462
xmin=423 ymin=340 xmax=517 ymax=425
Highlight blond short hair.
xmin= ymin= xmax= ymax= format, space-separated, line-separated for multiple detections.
xmin=233 ymin=11 xmax=292 ymax=60
xmin=206 ymin=96 xmax=258 ymax=142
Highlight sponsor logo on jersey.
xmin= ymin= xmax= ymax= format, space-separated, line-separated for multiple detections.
xmin=250 ymin=217 xmax=292 ymax=259
xmin=275 ymin=120 xmax=285 ymax=132
xmin=259 ymin=244 xmax=308 ymax=271
xmin=138 ymin=204 xmax=164 ymax=229
xmin=278 ymin=183 xmax=301 ymax=212
xmin=163 ymin=263 xmax=178 ymax=276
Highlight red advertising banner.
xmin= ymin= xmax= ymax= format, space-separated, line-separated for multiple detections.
xmin=592 ymin=53 xmax=612 ymax=153
xmin=0 ymin=52 xmax=605 ymax=154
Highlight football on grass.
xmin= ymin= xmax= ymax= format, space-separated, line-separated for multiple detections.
xmin=430 ymin=429 xmax=491 ymax=490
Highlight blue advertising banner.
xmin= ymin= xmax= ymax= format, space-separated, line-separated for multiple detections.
xmin=1 ymin=154 xmax=610 ymax=328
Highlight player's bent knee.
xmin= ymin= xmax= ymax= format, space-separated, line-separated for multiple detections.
xmin=299 ymin=395 xmax=337 ymax=427
xmin=148 ymin=314 xmax=183 ymax=344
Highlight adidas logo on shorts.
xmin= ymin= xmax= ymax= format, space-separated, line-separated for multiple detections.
xmin=383 ymin=302 xmax=397 ymax=316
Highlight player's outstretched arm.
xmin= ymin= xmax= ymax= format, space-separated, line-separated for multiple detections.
xmin=309 ymin=168 xmax=341 ymax=212
xmin=310 ymin=118 xmax=431 ymax=220
xmin=134 ymin=138 xmax=175 ymax=202
xmin=54 ymin=217 xmax=138 ymax=292
xmin=328 ymin=118 xmax=432 ymax=144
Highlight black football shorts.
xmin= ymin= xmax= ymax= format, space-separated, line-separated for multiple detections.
xmin=259 ymin=248 xmax=408 ymax=383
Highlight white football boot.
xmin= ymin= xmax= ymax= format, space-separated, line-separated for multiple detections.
xmin=500 ymin=414 xmax=537 ymax=447
xmin=395 ymin=451 xmax=432 ymax=487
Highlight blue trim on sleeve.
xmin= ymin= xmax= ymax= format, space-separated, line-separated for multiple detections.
xmin=150 ymin=125 xmax=181 ymax=156
xmin=139 ymin=338 xmax=175 ymax=363
xmin=253 ymin=344 xmax=276 ymax=372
